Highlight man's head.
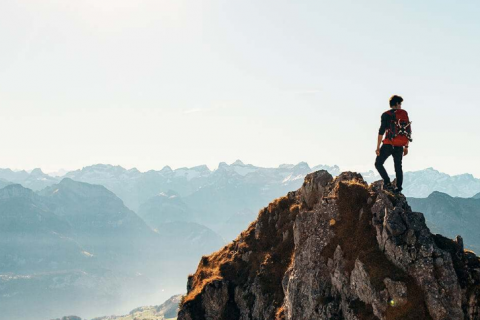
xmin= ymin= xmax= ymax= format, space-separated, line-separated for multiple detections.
xmin=389 ymin=95 xmax=403 ymax=109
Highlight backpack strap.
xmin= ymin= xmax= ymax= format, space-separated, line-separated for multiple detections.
xmin=386 ymin=110 xmax=396 ymax=140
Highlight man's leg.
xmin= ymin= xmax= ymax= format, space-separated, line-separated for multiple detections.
xmin=375 ymin=144 xmax=393 ymax=185
xmin=392 ymin=146 xmax=404 ymax=191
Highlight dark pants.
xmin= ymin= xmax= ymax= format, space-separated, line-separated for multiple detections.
xmin=375 ymin=144 xmax=404 ymax=190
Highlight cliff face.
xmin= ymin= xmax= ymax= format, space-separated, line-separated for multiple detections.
xmin=178 ymin=171 xmax=480 ymax=320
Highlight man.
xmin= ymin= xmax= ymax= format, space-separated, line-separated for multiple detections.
xmin=375 ymin=95 xmax=412 ymax=194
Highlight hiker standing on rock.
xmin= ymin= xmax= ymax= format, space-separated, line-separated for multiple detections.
xmin=375 ymin=95 xmax=412 ymax=194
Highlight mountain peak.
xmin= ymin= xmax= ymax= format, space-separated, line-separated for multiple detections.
xmin=428 ymin=190 xmax=452 ymax=198
xmin=421 ymin=167 xmax=443 ymax=175
xmin=58 ymin=177 xmax=78 ymax=185
xmin=84 ymin=163 xmax=127 ymax=172
xmin=294 ymin=161 xmax=309 ymax=167
xmin=218 ymin=162 xmax=229 ymax=169
xmin=30 ymin=168 xmax=45 ymax=175
xmin=292 ymin=161 xmax=311 ymax=171
xmin=191 ymin=164 xmax=210 ymax=172
xmin=127 ymin=167 xmax=140 ymax=173
xmin=453 ymin=173 xmax=476 ymax=180
xmin=160 ymin=165 xmax=173 ymax=172
xmin=178 ymin=171 xmax=480 ymax=320
xmin=278 ymin=163 xmax=294 ymax=169
xmin=231 ymin=159 xmax=245 ymax=166
xmin=40 ymin=178 xmax=114 ymax=200
xmin=0 ymin=183 xmax=36 ymax=199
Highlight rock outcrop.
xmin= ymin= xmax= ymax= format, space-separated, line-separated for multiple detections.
xmin=178 ymin=171 xmax=480 ymax=320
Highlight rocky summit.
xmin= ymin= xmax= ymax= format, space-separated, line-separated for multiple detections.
xmin=178 ymin=171 xmax=480 ymax=320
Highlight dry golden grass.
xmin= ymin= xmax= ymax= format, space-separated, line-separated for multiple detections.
xmin=181 ymin=195 xmax=299 ymax=318
xmin=182 ymin=243 xmax=235 ymax=303
xmin=275 ymin=306 xmax=285 ymax=320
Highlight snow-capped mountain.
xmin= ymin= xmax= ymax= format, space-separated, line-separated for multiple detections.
xmin=360 ymin=167 xmax=480 ymax=198
xmin=0 ymin=168 xmax=59 ymax=191
xmin=402 ymin=167 xmax=480 ymax=197
xmin=61 ymin=161 xmax=333 ymax=213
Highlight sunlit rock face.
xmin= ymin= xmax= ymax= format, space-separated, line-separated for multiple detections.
xmin=178 ymin=170 xmax=480 ymax=320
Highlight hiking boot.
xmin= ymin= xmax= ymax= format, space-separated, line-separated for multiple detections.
xmin=383 ymin=183 xmax=394 ymax=192
xmin=393 ymin=187 xmax=403 ymax=194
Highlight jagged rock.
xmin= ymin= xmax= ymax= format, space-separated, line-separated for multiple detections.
xmin=350 ymin=258 xmax=387 ymax=319
xmin=178 ymin=171 xmax=480 ymax=320
xmin=383 ymin=278 xmax=408 ymax=307
xmin=298 ymin=170 xmax=333 ymax=209
xmin=202 ymin=281 xmax=230 ymax=319
xmin=385 ymin=207 xmax=407 ymax=237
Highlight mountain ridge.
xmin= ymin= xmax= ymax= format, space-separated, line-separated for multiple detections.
xmin=2 ymin=163 xmax=480 ymax=211
xmin=178 ymin=171 xmax=480 ymax=320
xmin=408 ymin=193 xmax=480 ymax=252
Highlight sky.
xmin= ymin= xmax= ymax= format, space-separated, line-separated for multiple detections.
xmin=1 ymin=0 xmax=479 ymax=177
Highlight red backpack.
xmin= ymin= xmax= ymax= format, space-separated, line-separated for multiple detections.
xmin=384 ymin=109 xmax=412 ymax=147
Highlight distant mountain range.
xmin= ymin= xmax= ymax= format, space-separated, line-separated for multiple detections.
xmin=62 ymin=161 xmax=341 ymax=215
xmin=0 ymin=162 xmax=340 ymax=240
xmin=402 ymin=167 xmax=480 ymax=198
xmin=408 ymin=191 xmax=480 ymax=252
xmin=0 ymin=168 xmax=59 ymax=191
xmin=361 ymin=167 xmax=480 ymax=197
xmin=2 ymin=162 xmax=480 ymax=243
xmin=2 ymin=163 xmax=479 ymax=202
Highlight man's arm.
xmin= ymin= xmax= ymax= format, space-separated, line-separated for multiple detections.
xmin=376 ymin=113 xmax=387 ymax=156
xmin=376 ymin=134 xmax=383 ymax=156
